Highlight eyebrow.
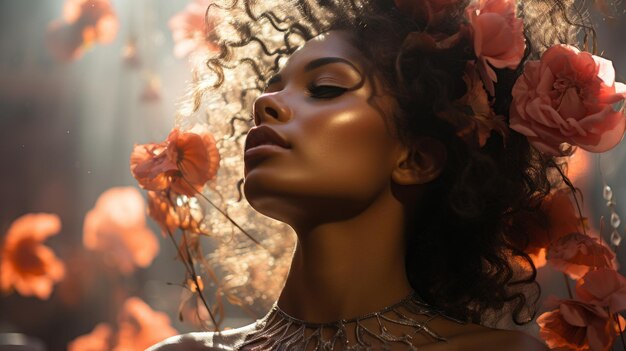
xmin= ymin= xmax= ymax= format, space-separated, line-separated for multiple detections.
xmin=265 ymin=57 xmax=361 ymax=87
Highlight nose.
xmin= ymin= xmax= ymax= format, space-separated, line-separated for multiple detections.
xmin=252 ymin=92 xmax=291 ymax=126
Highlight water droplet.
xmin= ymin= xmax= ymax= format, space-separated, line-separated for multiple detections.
xmin=603 ymin=185 xmax=613 ymax=201
xmin=66 ymin=130 xmax=70 ymax=134
xmin=611 ymin=212 xmax=621 ymax=228
xmin=611 ymin=230 xmax=622 ymax=246
xmin=87 ymin=170 xmax=92 ymax=174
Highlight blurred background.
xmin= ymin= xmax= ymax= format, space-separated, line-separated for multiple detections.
xmin=0 ymin=0 xmax=625 ymax=350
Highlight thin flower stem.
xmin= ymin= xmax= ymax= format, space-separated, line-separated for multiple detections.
xmin=166 ymin=228 xmax=220 ymax=329
xmin=563 ymin=273 xmax=573 ymax=299
xmin=180 ymin=175 xmax=267 ymax=250
xmin=182 ymin=231 xmax=221 ymax=330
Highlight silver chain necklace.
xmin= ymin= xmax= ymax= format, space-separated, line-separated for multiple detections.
xmin=236 ymin=293 xmax=464 ymax=350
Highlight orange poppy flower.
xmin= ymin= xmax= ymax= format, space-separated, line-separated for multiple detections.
xmin=67 ymin=323 xmax=112 ymax=351
xmin=83 ymin=187 xmax=159 ymax=275
xmin=0 ymin=213 xmax=66 ymax=300
xmin=130 ymin=127 xmax=220 ymax=197
xmin=113 ymin=297 xmax=178 ymax=351
xmin=146 ymin=191 xmax=204 ymax=236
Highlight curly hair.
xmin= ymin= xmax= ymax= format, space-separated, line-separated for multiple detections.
xmin=186 ymin=0 xmax=595 ymax=325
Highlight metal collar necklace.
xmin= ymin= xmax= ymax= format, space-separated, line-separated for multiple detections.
xmin=236 ymin=293 xmax=464 ymax=350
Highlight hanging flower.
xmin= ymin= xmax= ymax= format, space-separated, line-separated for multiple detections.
xmin=537 ymin=298 xmax=624 ymax=351
xmin=146 ymin=191 xmax=204 ymax=236
xmin=576 ymin=268 xmax=626 ymax=313
xmin=67 ymin=323 xmax=113 ymax=351
xmin=113 ymin=297 xmax=178 ymax=351
xmin=131 ymin=127 xmax=220 ymax=197
xmin=467 ymin=0 xmax=525 ymax=96
xmin=169 ymin=0 xmax=220 ymax=73
xmin=510 ymin=44 xmax=626 ymax=156
xmin=46 ymin=0 xmax=118 ymax=62
xmin=0 ymin=213 xmax=66 ymax=300
xmin=547 ymin=232 xmax=616 ymax=280
xmin=83 ymin=187 xmax=159 ymax=275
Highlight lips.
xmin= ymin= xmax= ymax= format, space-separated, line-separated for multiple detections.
xmin=245 ymin=126 xmax=291 ymax=151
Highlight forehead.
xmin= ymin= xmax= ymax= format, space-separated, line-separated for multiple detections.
xmin=281 ymin=31 xmax=363 ymax=72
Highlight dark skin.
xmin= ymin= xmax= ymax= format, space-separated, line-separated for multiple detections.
xmin=148 ymin=31 xmax=549 ymax=350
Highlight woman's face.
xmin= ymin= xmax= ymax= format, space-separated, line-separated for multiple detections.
xmin=243 ymin=31 xmax=405 ymax=225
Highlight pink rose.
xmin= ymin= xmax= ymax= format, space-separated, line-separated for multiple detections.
xmin=467 ymin=0 xmax=525 ymax=95
xmin=510 ymin=44 xmax=626 ymax=156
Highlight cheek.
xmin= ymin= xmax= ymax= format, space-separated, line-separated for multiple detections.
xmin=297 ymin=104 xmax=397 ymax=181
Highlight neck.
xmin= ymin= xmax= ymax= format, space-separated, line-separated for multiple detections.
xmin=276 ymin=190 xmax=413 ymax=323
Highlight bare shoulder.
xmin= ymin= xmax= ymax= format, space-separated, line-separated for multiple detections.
xmin=145 ymin=323 xmax=257 ymax=351
xmin=442 ymin=327 xmax=548 ymax=351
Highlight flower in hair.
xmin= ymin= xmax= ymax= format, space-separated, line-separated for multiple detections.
xmin=467 ymin=0 xmax=525 ymax=96
xmin=439 ymin=63 xmax=507 ymax=146
xmin=130 ymin=127 xmax=220 ymax=197
xmin=510 ymin=44 xmax=626 ymax=156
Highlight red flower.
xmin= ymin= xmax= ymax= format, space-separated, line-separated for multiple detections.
xmin=576 ymin=268 xmax=626 ymax=313
xmin=83 ymin=187 xmax=159 ymax=275
xmin=467 ymin=0 xmax=525 ymax=96
xmin=113 ymin=297 xmax=178 ymax=351
xmin=510 ymin=44 xmax=626 ymax=156
xmin=67 ymin=323 xmax=112 ymax=351
xmin=130 ymin=127 xmax=220 ymax=197
xmin=538 ymin=298 xmax=624 ymax=351
xmin=547 ymin=232 xmax=616 ymax=280
xmin=0 ymin=213 xmax=65 ymax=299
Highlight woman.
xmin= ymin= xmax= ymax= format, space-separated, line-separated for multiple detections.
xmin=148 ymin=0 xmax=612 ymax=349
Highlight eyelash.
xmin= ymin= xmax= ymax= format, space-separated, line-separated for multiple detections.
xmin=307 ymin=84 xmax=348 ymax=99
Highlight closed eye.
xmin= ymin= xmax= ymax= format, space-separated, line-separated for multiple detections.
xmin=307 ymin=84 xmax=348 ymax=99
